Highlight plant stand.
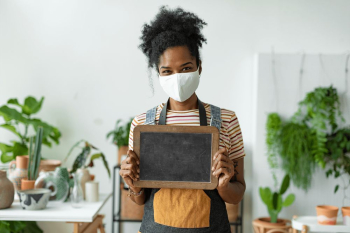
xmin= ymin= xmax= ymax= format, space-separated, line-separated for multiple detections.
xmin=292 ymin=216 xmax=350 ymax=233
xmin=112 ymin=164 xmax=244 ymax=233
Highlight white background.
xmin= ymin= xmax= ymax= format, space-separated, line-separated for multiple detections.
xmin=1 ymin=1 xmax=350 ymax=232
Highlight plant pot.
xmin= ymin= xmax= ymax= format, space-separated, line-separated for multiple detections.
xmin=252 ymin=217 xmax=291 ymax=233
xmin=8 ymin=156 xmax=28 ymax=190
xmin=21 ymin=178 xmax=36 ymax=190
xmin=316 ymin=205 xmax=338 ymax=225
xmin=120 ymin=183 xmax=144 ymax=220
xmin=342 ymin=207 xmax=350 ymax=226
xmin=76 ymin=168 xmax=91 ymax=200
xmin=18 ymin=188 xmax=51 ymax=210
xmin=0 ymin=170 xmax=14 ymax=209
xmin=118 ymin=146 xmax=129 ymax=165
xmin=21 ymin=155 xmax=61 ymax=172
xmin=90 ymin=174 xmax=95 ymax=181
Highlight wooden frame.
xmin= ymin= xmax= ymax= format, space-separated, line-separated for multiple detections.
xmin=133 ymin=125 xmax=219 ymax=190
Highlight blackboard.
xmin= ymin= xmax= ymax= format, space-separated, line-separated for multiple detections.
xmin=133 ymin=125 xmax=219 ymax=190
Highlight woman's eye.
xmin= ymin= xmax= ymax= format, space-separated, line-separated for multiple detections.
xmin=162 ymin=70 xmax=170 ymax=74
xmin=183 ymin=67 xmax=191 ymax=71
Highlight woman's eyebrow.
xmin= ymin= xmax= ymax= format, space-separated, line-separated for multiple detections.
xmin=160 ymin=62 xmax=193 ymax=70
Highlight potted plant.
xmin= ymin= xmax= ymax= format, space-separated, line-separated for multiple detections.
xmin=21 ymin=127 xmax=43 ymax=190
xmin=63 ymin=140 xmax=110 ymax=178
xmin=0 ymin=96 xmax=62 ymax=169
xmin=253 ymin=174 xmax=295 ymax=233
xmin=106 ymin=118 xmax=133 ymax=165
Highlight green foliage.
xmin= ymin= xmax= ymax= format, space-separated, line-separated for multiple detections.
xmin=0 ymin=221 xmax=42 ymax=233
xmin=106 ymin=118 xmax=133 ymax=148
xmin=0 ymin=96 xmax=61 ymax=163
xmin=27 ymin=127 xmax=43 ymax=180
xmin=266 ymin=85 xmax=346 ymax=192
xmin=259 ymin=174 xmax=295 ymax=223
xmin=64 ymin=140 xmax=111 ymax=178
xmin=293 ymin=86 xmax=344 ymax=168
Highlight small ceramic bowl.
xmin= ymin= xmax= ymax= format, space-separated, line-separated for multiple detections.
xmin=17 ymin=188 xmax=51 ymax=210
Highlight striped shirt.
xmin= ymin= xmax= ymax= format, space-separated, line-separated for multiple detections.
xmin=129 ymin=101 xmax=245 ymax=161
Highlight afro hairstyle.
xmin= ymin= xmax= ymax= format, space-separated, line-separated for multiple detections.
xmin=138 ymin=5 xmax=207 ymax=73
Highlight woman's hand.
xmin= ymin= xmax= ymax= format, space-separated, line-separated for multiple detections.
xmin=119 ymin=149 xmax=142 ymax=193
xmin=212 ymin=148 xmax=235 ymax=190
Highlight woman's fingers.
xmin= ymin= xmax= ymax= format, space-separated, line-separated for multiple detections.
xmin=213 ymin=161 xmax=234 ymax=177
xmin=127 ymin=149 xmax=140 ymax=165
xmin=213 ymin=166 xmax=234 ymax=178
xmin=121 ymin=163 xmax=139 ymax=179
xmin=212 ymin=152 xmax=233 ymax=171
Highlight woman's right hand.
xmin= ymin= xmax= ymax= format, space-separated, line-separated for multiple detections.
xmin=119 ymin=149 xmax=141 ymax=193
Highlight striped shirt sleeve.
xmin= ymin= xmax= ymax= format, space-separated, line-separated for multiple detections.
xmin=227 ymin=112 xmax=245 ymax=161
xmin=128 ymin=113 xmax=146 ymax=151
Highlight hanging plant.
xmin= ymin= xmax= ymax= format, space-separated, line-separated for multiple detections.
xmin=292 ymin=85 xmax=344 ymax=168
xmin=266 ymin=85 xmax=345 ymax=192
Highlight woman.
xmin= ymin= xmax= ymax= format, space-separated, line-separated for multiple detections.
xmin=119 ymin=5 xmax=246 ymax=233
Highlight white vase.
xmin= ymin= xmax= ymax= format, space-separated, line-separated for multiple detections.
xmin=76 ymin=168 xmax=91 ymax=200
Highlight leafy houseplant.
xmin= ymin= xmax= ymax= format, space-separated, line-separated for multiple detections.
xmin=259 ymin=174 xmax=296 ymax=223
xmin=0 ymin=96 xmax=61 ymax=163
xmin=63 ymin=140 xmax=110 ymax=178
xmin=21 ymin=127 xmax=43 ymax=190
xmin=266 ymin=85 xmax=345 ymax=191
xmin=0 ymin=221 xmax=42 ymax=233
xmin=106 ymin=118 xmax=133 ymax=148
xmin=106 ymin=118 xmax=133 ymax=165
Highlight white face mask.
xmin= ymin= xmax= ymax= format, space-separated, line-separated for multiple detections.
xmin=159 ymin=64 xmax=200 ymax=102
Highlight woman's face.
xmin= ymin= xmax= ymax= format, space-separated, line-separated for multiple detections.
xmin=158 ymin=46 xmax=202 ymax=76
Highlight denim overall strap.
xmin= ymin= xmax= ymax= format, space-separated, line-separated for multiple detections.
xmin=144 ymin=106 xmax=158 ymax=125
xmin=209 ymin=104 xmax=221 ymax=131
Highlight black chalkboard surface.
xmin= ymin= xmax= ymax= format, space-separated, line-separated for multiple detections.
xmin=133 ymin=125 xmax=219 ymax=190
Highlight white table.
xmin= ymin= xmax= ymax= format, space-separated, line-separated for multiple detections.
xmin=292 ymin=216 xmax=350 ymax=233
xmin=0 ymin=193 xmax=111 ymax=232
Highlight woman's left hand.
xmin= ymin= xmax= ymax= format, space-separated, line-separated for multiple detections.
xmin=212 ymin=148 xmax=235 ymax=190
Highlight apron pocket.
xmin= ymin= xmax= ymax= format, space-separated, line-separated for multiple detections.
xmin=153 ymin=188 xmax=211 ymax=228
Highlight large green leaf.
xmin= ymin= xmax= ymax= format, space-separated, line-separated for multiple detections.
xmin=28 ymin=119 xmax=61 ymax=145
xmin=20 ymin=221 xmax=43 ymax=233
xmin=0 ymin=142 xmax=14 ymax=163
xmin=259 ymin=187 xmax=272 ymax=206
xmin=0 ymin=106 xmax=28 ymax=123
xmin=0 ymin=123 xmax=21 ymax=138
xmin=0 ymin=221 xmax=11 ymax=233
xmin=279 ymin=174 xmax=290 ymax=195
xmin=23 ymin=96 xmax=44 ymax=115
xmin=12 ymin=142 xmax=28 ymax=158
xmin=71 ymin=146 xmax=91 ymax=173
xmin=283 ymin=193 xmax=295 ymax=207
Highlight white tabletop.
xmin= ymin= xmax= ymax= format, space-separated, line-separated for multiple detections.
xmin=292 ymin=216 xmax=350 ymax=232
xmin=0 ymin=193 xmax=111 ymax=222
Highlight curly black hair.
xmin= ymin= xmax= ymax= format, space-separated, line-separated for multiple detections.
xmin=138 ymin=5 xmax=207 ymax=73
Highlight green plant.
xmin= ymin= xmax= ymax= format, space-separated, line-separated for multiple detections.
xmin=266 ymin=85 xmax=345 ymax=191
xmin=63 ymin=140 xmax=110 ymax=178
xmin=259 ymin=174 xmax=295 ymax=223
xmin=106 ymin=118 xmax=133 ymax=147
xmin=0 ymin=221 xmax=42 ymax=233
xmin=325 ymin=127 xmax=350 ymax=205
xmin=27 ymin=127 xmax=43 ymax=180
xmin=0 ymin=96 xmax=61 ymax=163
xmin=292 ymin=85 xmax=344 ymax=168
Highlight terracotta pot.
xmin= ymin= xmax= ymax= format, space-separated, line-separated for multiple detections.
xmin=120 ymin=183 xmax=144 ymax=220
xmin=0 ymin=170 xmax=14 ymax=209
xmin=342 ymin=207 xmax=350 ymax=226
xmin=252 ymin=217 xmax=291 ymax=233
xmin=316 ymin=205 xmax=339 ymax=225
xmin=8 ymin=156 xmax=28 ymax=190
xmin=21 ymin=178 xmax=35 ymax=190
xmin=21 ymin=155 xmax=61 ymax=172
xmin=118 ymin=146 xmax=129 ymax=165
xmin=90 ymin=174 xmax=95 ymax=181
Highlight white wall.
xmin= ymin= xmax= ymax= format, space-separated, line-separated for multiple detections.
xmin=1 ymin=1 xmax=350 ymax=233
xmin=253 ymin=53 xmax=350 ymax=222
